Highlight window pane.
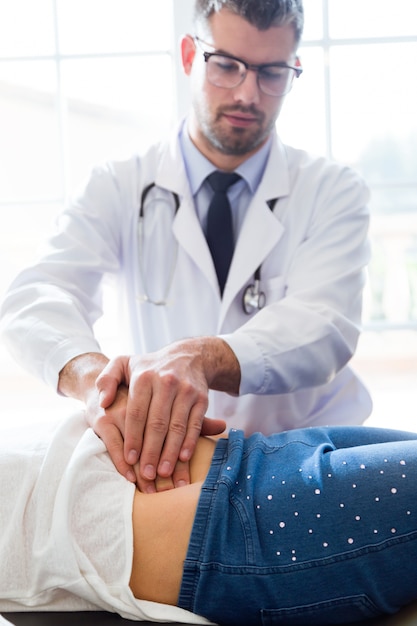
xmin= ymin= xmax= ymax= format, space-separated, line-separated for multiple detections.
xmin=329 ymin=42 xmax=417 ymax=180
xmin=57 ymin=0 xmax=173 ymax=54
xmin=365 ymin=213 xmax=417 ymax=324
xmin=0 ymin=0 xmax=55 ymax=57
xmin=61 ymin=55 xmax=175 ymax=191
xmin=329 ymin=0 xmax=417 ymax=38
xmin=358 ymin=137 xmax=417 ymax=190
xmin=0 ymin=201 xmax=66 ymax=430
xmin=0 ymin=202 xmax=60 ymax=294
xmin=302 ymin=0 xmax=323 ymax=41
xmin=0 ymin=61 xmax=62 ymax=202
xmin=370 ymin=187 xmax=417 ymax=216
xmin=277 ymin=47 xmax=327 ymax=155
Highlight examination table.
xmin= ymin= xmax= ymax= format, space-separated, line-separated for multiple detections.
xmin=4 ymin=602 xmax=417 ymax=626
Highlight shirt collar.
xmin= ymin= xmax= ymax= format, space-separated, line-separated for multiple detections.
xmin=179 ymin=119 xmax=272 ymax=195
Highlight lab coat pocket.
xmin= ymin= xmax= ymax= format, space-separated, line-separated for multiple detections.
xmin=263 ymin=275 xmax=287 ymax=303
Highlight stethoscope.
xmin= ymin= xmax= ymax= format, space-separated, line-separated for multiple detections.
xmin=242 ymin=272 xmax=266 ymax=315
xmin=241 ymin=197 xmax=278 ymax=315
xmin=138 ymin=182 xmax=278 ymax=314
xmin=137 ymin=182 xmax=180 ymax=306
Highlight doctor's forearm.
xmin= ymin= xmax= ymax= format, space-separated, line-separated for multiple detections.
xmin=58 ymin=352 xmax=110 ymax=402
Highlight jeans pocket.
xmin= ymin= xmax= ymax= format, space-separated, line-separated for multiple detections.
xmin=261 ymin=594 xmax=381 ymax=625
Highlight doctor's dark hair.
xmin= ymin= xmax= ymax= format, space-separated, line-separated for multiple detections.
xmin=193 ymin=0 xmax=304 ymax=43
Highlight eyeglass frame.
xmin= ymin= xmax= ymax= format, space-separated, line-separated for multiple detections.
xmin=193 ymin=36 xmax=303 ymax=97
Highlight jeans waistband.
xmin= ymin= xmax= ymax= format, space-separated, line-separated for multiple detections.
xmin=178 ymin=435 xmax=230 ymax=611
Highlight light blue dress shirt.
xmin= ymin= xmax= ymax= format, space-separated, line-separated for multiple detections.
xmin=179 ymin=120 xmax=272 ymax=244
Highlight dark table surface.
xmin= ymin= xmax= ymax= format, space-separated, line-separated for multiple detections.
xmin=4 ymin=602 xmax=417 ymax=626
xmin=3 ymin=614 xmax=141 ymax=625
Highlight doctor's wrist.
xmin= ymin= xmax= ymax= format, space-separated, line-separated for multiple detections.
xmin=199 ymin=336 xmax=240 ymax=395
xmin=58 ymin=352 xmax=110 ymax=402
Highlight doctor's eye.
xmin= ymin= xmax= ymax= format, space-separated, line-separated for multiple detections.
xmin=211 ymin=54 xmax=242 ymax=76
xmin=259 ymin=66 xmax=289 ymax=82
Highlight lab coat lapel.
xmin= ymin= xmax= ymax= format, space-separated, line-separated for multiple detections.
xmin=153 ymin=126 xmax=292 ymax=304
xmin=173 ymin=192 xmax=218 ymax=289
xmin=221 ymin=137 xmax=290 ymax=315
xmin=154 ymin=129 xmax=219 ymax=290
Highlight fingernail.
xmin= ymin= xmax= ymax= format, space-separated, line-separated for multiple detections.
xmin=175 ymin=480 xmax=188 ymax=488
xmin=127 ymin=449 xmax=138 ymax=465
xmin=126 ymin=470 xmax=136 ymax=483
xmin=181 ymin=448 xmax=191 ymax=461
xmin=144 ymin=464 xmax=155 ymax=480
xmin=146 ymin=485 xmax=156 ymax=494
xmin=159 ymin=461 xmax=171 ymax=476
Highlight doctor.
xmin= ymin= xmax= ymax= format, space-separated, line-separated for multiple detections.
xmin=0 ymin=0 xmax=372 ymax=492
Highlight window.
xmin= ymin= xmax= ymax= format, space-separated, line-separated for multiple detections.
xmin=0 ymin=0 xmax=181 ymax=423
xmin=278 ymin=0 xmax=417 ymax=328
xmin=276 ymin=0 xmax=417 ymax=429
xmin=0 ymin=0 xmax=416 ymax=427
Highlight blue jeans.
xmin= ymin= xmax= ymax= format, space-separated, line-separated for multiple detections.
xmin=178 ymin=426 xmax=417 ymax=625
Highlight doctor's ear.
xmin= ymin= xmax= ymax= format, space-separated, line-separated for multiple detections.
xmin=181 ymin=35 xmax=197 ymax=75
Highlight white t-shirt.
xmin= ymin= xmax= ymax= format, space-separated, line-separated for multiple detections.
xmin=0 ymin=412 xmax=212 ymax=624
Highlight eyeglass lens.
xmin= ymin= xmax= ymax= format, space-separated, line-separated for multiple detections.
xmin=206 ymin=54 xmax=296 ymax=96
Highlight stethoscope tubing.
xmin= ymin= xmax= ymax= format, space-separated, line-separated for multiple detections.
xmin=140 ymin=182 xmax=180 ymax=218
xmin=138 ymin=182 xmax=180 ymax=305
xmin=138 ymin=183 xmax=277 ymax=313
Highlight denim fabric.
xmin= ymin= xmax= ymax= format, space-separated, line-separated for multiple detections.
xmin=179 ymin=426 xmax=417 ymax=625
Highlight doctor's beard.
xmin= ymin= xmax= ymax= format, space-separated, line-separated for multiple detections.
xmin=197 ymin=103 xmax=276 ymax=157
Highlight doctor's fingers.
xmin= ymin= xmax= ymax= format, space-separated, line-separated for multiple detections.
xmin=96 ymin=356 xmax=131 ymax=409
xmin=95 ymin=420 xmax=137 ymax=484
xmin=136 ymin=388 xmax=208 ymax=485
xmin=123 ymin=377 xmax=157 ymax=467
xmin=156 ymin=392 xmax=208 ymax=479
xmin=86 ymin=385 xmax=137 ymax=483
xmin=134 ymin=459 xmax=187 ymax=494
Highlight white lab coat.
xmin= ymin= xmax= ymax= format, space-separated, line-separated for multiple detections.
xmin=0 ymin=125 xmax=372 ymax=433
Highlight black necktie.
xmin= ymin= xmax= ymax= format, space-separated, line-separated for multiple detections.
xmin=206 ymin=171 xmax=241 ymax=296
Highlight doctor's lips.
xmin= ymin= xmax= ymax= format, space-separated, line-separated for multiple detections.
xmin=219 ymin=107 xmax=263 ymax=127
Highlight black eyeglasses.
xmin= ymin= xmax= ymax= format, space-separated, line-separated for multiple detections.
xmin=194 ymin=36 xmax=302 ymax=97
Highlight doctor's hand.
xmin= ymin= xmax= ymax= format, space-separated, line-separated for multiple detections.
xmin=96 ymin=337 xmax=238 ymax=490
xmin=82 ymin=374 xmax=208 ymax=493
xmin=58 ymin=352 xmax=142 ymax=486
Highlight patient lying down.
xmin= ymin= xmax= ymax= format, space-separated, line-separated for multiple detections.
xmin=2 ymin=411 xmax=417 ymax=625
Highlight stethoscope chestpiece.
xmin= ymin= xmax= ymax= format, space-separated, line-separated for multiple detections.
xmin=242 ymin=279 xmax=266 ymax=315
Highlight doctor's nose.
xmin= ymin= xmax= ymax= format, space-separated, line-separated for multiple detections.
xmin=232 ymin=69 xmax=261 ymax=105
